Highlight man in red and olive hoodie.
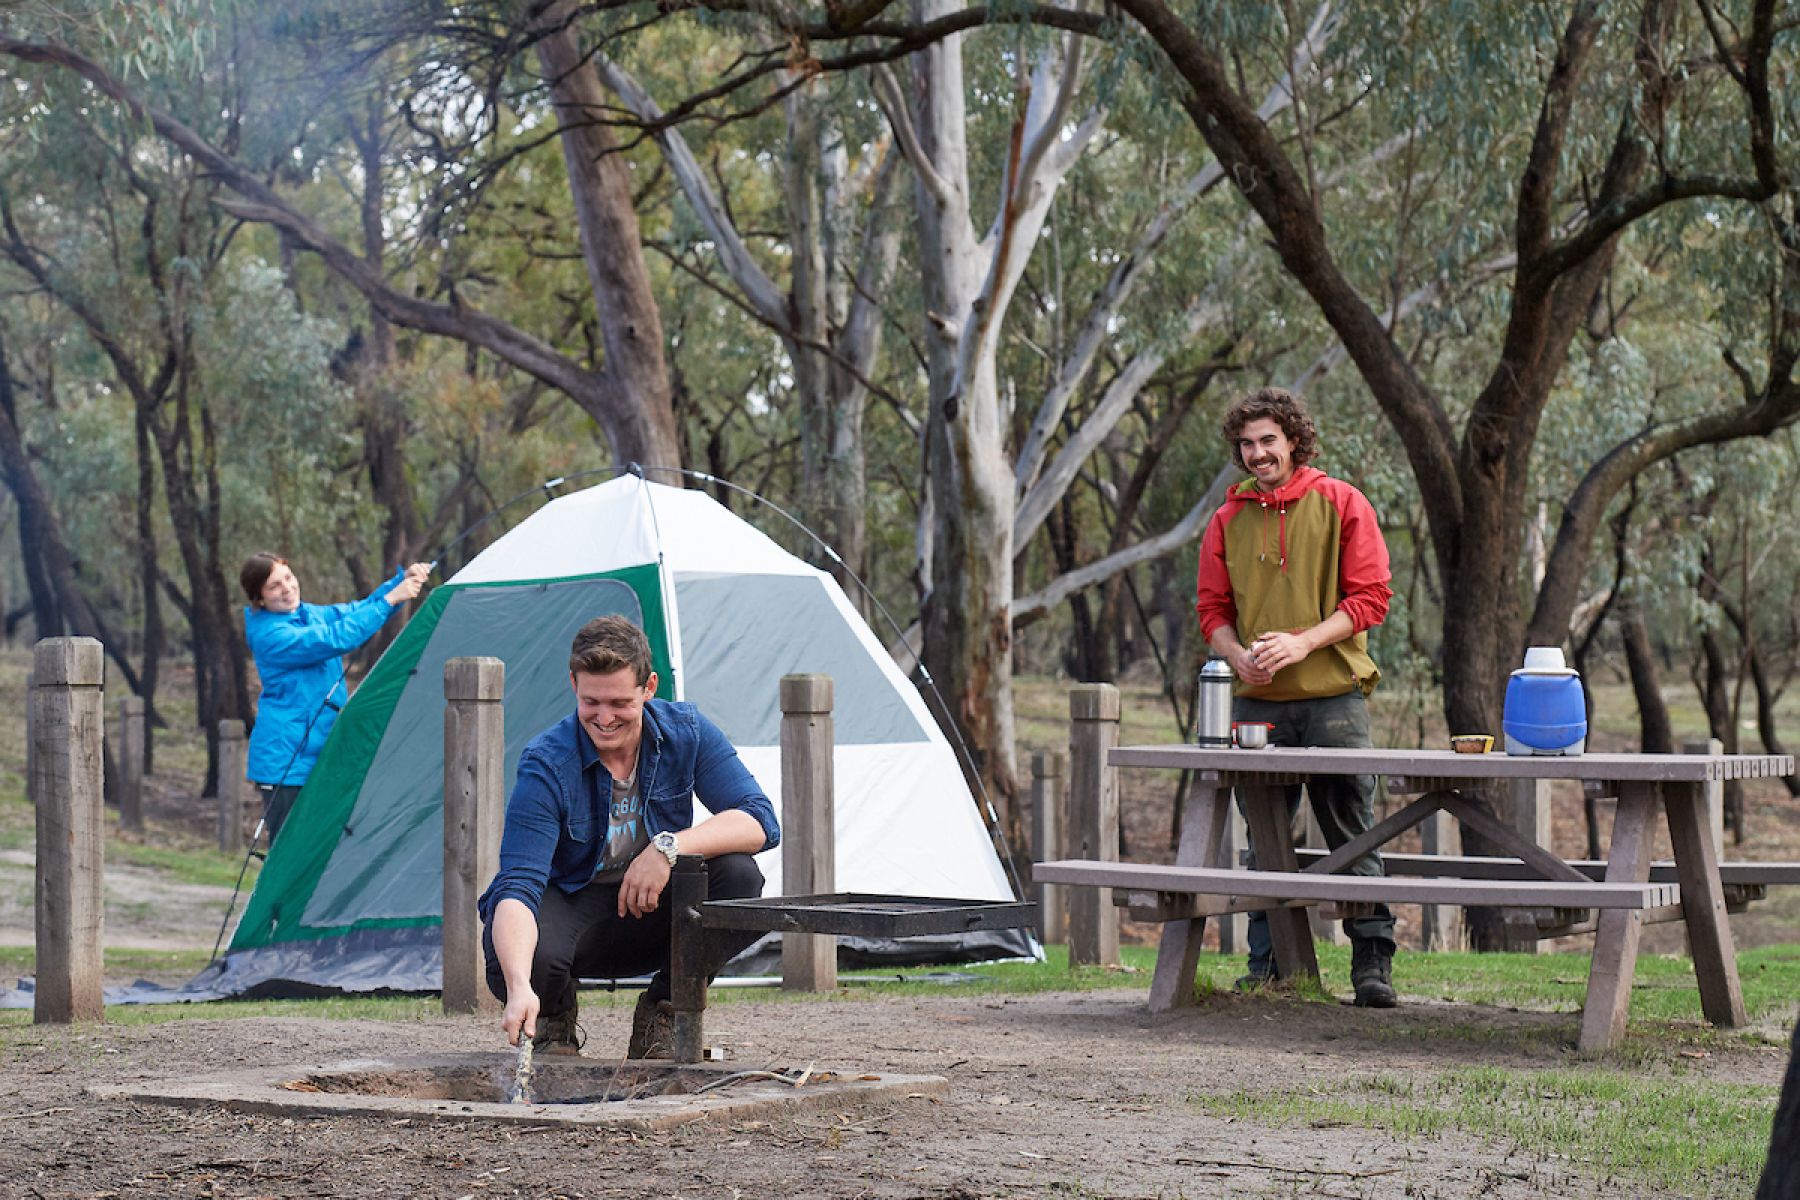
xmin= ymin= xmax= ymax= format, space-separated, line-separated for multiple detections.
xmin=1195 ymin=387 xmax=1399 ymax=1007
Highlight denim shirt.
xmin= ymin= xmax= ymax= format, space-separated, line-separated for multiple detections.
xmin=477 ymin=699 xmax=780 ymax=922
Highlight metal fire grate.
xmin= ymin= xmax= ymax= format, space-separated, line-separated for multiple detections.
xmin=700 ymin=893 xmax=1038 ymax=938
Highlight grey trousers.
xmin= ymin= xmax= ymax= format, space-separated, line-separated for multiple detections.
xmin=1236 ymin=689 xmax=1396 ymax=971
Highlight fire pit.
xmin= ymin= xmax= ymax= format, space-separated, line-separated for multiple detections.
xmin=91 ymin=1054 xmax=946 ymax=1131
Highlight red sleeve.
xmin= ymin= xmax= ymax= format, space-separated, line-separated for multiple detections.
xmin=1195 ymin=507 xmax=1237 ymax=643
xmin=1320 ymin=479 xmax=1392 ymax=632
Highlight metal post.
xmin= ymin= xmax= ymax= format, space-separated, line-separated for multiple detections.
xmin=217 ymin=720 xmax=246 ymax=852
xmin=780 ymin=674 xmax=836 ymax=991
xmin=1068 ymin=684 xmax=1120 ymax=968
xmin=118 ymin=696 xmax=145 ymax=834
xmin=443 ymin=657 xmax=505 ymax=1015
xmin=1030 ymin=750 xmax=1067 ymax=945
xmin=33 ymin=637 xmax=106 ymax=1024
xmin=669 ymin=854 xmax=708 ymax=1063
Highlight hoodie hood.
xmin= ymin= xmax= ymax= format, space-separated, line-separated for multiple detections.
xmin=1221 ymin=464 xmax=1326 ymax=511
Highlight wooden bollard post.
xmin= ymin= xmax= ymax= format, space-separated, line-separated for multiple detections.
xmin=1685 ymin=739 xmax=1726 ymax=857
xmin=1504 ymin=778 xmax=1552 ymax=954
xmin=1030 ymin=750 xmax=1067 ymax=945
xmin=1218 ymin=802 xmax=1249 ymax=954
xmin=443 ymin=657 xmax=505 ymax=1015
xmin=33 ymin=637 xmax=106 ymax=1024
xmin=1068 ymin=684 xmax=1120 ymax=968
xmin=1419 ymin=808 xmax=1465 ymax=952
xmin=1304 ymin=807 xmax=1348 ymax=945
xmin=780 ymin=673 xmax=835 ymax=991
xmin=118 ymin=697 xmax=145 ymax=834
xmin=217 ymin=720 xmax=247 ymax=852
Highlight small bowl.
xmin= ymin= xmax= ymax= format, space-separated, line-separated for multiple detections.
xmin=1450 ymin=734 xmax=1493 ymax=754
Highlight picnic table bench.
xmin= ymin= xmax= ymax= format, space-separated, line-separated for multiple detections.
xmin=1034 ymin=741 xmax=1794 ymax=1051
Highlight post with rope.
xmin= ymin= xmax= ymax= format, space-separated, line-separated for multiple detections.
xmin=780 ymin=673 xmax=836 ymax=991
xmin=118 ymin=696 xmax=145 ymax=834
xmin=33 ymin=637 xmax=105 ymax=1024
xmin=443 ymin=657 xmax=505 ymax=1015
xmin=1068 ymin=684 xmax=1120 ymax=968
xmin=217 ymin=720 xmax=247 ymax=852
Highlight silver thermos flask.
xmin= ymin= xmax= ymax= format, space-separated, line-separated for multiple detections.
xmin=1196 ymin=656 xmax=1234 ymax=748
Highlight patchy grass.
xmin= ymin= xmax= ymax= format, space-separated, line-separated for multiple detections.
xmin=0 ymin=993 xmax=442 ymax=1031
xmin=109 ymin=838 xmax=260 ymax=891
xmin=0 ymin=946 xmax=215 ymax=978
xmin=1194 ymin=1063 xmax=1774 ymax=1196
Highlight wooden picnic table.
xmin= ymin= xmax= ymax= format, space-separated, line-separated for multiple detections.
xmin=1036 ymin=744 xmax=1794 ymax=1052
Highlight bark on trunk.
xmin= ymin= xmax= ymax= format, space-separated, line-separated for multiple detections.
xmin=0 ymin=331 xmax=145 ymax=695
xmin=134 ymin=407 xmax=163 ymax=772
xmin=531 ymin=2 xmax=681 ymax=468
xmin=905 ymin=0 xmax=1022 ymax=836
xmin=1620 ymin=603 xmax=1673 ymax=753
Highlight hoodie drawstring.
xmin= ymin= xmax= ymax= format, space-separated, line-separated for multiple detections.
xmin=1258 ymin=499 xmax=1289 ymax=570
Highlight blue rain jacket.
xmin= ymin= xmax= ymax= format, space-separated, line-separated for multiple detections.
xmin=478 ymin=700 xmax=780 ymax=923
xmin=244 ymin=567 xmax=406 ymax=785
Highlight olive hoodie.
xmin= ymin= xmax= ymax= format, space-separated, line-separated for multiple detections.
xmin=1195 ymin=465 xmax=1392 ymax=701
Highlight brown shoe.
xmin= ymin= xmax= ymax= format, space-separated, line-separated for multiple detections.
xmin=627 ymin=992 xmax=675 ymax=1059
xmin=533 ymin=999 xmax=586 ymax=1056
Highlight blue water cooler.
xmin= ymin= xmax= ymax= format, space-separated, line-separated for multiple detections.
xmin=1502 ymin=647 xmax=1587 ymax=756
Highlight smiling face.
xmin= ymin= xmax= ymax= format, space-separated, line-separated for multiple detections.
xmin=258 ymin=562 xmax=301 ymax=613
xmin=1234 ymin=417 xmax=1298 ymax=491
xmin=572 ymin=667 xmax=659 ymax=756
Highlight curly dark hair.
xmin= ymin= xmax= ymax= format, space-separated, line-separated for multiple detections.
xmin=1220 ymin=388 xmax=1319 ymax=473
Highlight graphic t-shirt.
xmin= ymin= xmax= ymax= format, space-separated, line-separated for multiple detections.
xmin=593 ymin=769 xmax=648 ymax=883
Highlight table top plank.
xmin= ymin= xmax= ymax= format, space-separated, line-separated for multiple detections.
xmin=1034 ymin=859 xmax=1680 ymax=908
xmin=1109 ymin=745 xmax=1794 ymax=781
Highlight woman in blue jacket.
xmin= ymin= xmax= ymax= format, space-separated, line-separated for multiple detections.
xmin=239 ymin=552 xmax=430 ymax=841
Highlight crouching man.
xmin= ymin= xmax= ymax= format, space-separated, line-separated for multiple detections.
xmin=478 ymin=615 xmax=779 ymax=1058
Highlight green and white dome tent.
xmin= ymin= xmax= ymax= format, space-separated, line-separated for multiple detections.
xmin=203 ymin=470 xmax=1035 ymax=998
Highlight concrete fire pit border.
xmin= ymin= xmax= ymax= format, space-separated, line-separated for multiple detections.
xmin=89 ymin=1053 xmax=949 ymax=1132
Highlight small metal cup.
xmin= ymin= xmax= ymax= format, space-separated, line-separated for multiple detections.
xmin=1233 ymin=721 xmax=1272 ymax=749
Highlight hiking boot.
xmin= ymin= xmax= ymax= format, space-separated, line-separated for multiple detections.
xmin=628 ymin=992 xmax=675 ymax=1060
xmin=533 ymin=1001 xmax=586 ymax=1056
xmin=1234 ymin=960 xmax=1277 ymax=993
xmin=1350 ymin=940 xmax=1397 ymax=1009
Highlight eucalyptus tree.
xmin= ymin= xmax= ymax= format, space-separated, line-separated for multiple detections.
xmin=0 ymin=54 xmax=269 ymax=786
xmin=1097 ymin=0 xmax=1800 ymax=732
xmin=596 ymin=51 xmax=903 ymax=592
xmin=586 ymin=1 xmax=1336 ymax=819
xmin=2 ymin=1 xmax=687 ymax=469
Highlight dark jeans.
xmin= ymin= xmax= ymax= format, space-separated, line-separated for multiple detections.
xmin=256 ymin=783 xmax=302 ymax=843
xmin=483 ymin=852 xmax=765 ymax=1015
xmin=1237 ymin=690 xmax=1396 ymax=973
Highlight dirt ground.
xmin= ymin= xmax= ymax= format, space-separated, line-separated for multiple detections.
xmin=3 ymin=656 xmax=1795 ymax=1198
xmin=3 ymin=984 xmax=1789 ymax=1200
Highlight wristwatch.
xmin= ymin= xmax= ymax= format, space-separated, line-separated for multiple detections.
xmin=652 ymin=830 xmax=680 ymax=866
